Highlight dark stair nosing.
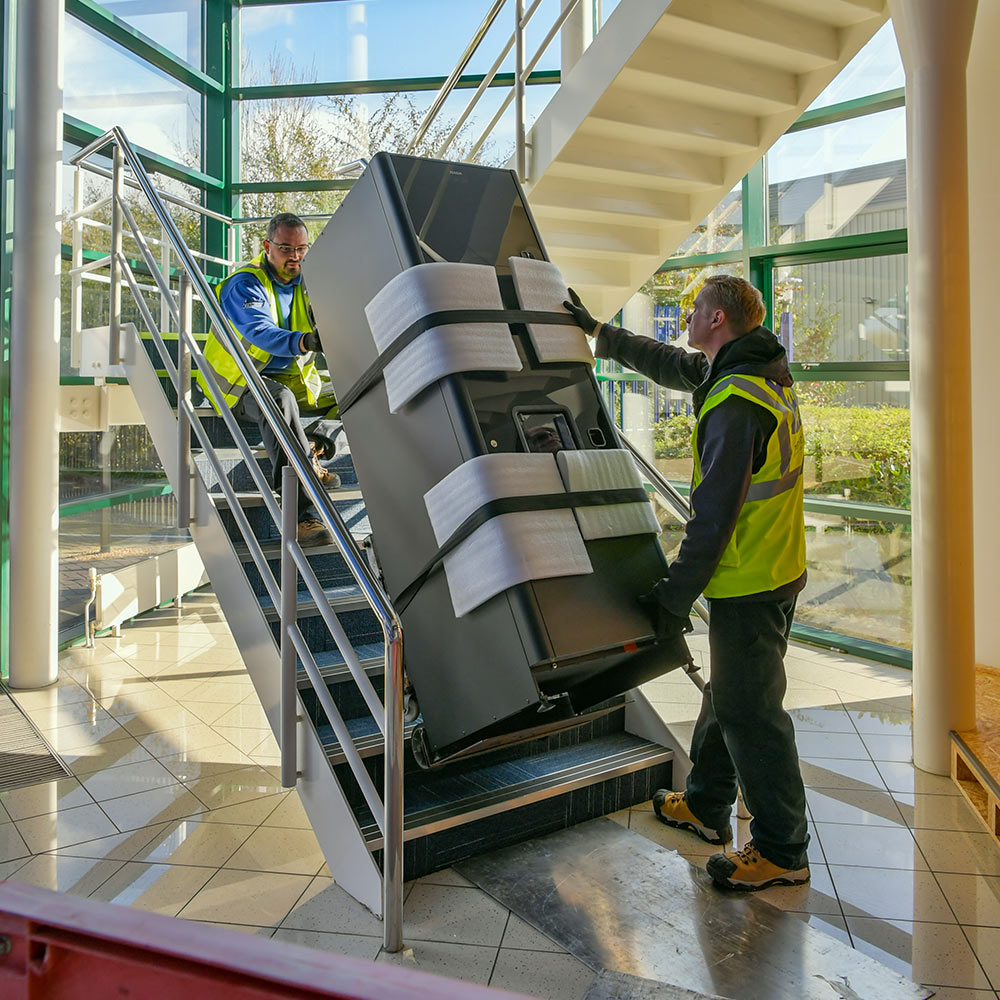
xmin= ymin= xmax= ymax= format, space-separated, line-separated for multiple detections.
xmin=258 ymin=582 xmax=370 ymax=619
xmin=300 ymin=644 xmax=386 ymax=688
xmin=232 ymin=535 xmax=370 ymax=564
xmin=211 ymin=489 xmax=364 ymax=509
xmin=360 ymin=735 xmax=674 ymax=848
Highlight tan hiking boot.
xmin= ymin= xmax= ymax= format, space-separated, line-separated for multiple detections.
xmin=297 ymin=517 xmax=333 ymax=547
xmin=706 ymin=841 xmax=810 ymax=891
xmin=652 ymin=790 xmax=732 ymax=845
xmin=312 ymin=455 xmax=341 ymax=491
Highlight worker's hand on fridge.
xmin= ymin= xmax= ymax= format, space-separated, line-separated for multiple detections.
xmin=563 ymin=287 xmax=601 ymax=336
xmin=300 ymin=330 xmax=322 ymax=353
xmin=637 ymin=590 xmax=693 ymax=639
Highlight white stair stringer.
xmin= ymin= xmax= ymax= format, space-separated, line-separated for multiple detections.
xmin=521 ymin=0 xmax=890 ymax=319
xmin=121 ymin=327 xmax=385 ymax=917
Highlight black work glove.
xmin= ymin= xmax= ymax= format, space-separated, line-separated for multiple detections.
xmin=300 ymin=330 xmax=322 ymax=353
xmin=637 ymin=590 xmax=693 ymax=639
xmin=562 ymin=287 xmax=600 ymax=336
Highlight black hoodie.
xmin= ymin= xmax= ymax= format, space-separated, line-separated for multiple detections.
xmin=595 ymin=322 xmax=806 ymax=615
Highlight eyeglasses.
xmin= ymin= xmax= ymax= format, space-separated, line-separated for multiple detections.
xmin=267 ymin=242 xmax=310 ymax=255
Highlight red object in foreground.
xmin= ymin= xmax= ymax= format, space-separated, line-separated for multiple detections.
xmin=0 ymin=881 xmax=537 ymax=1000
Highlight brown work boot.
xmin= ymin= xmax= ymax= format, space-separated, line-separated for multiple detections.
xmin=297 ymin=517 xmax=332 ymax=547
xmin=653 ymin=790 xmax=732 ymax=845
xmin=312 ymin=454 xmax=341 ymax=491
xmin=706 ymin=841 xmax=810 ymax=891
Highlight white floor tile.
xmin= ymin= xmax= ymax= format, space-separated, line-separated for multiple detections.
xmin=846 ymin=916 xmax=991 ymax=990
xmin=489 ymin=948 xmax=596 ymax=999
xmin=376 ymin=939 xmax=497 ymax=986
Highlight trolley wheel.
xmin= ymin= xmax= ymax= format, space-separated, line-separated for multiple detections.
xmin=410 ymin=725 xmax=433 ymax=771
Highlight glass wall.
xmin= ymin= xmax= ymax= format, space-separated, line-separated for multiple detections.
xmin=44 ymin=2 xmax=912 ymax=659
xmin=607 ymin=27 xmax=910 ymax=657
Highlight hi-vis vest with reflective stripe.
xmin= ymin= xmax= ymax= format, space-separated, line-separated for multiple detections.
xmin=693 ymin=374 xmax=806 ymax=599
xmin=197 ymin=253 xmax=322 ymax=411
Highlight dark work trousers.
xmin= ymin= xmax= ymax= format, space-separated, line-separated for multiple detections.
xmin=232 ymin=374 xmax=313 ymax=519
xmin=684 ymin=595 xmax=809 ymax=870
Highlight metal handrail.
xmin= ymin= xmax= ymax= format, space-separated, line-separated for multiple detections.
xmin=404 ymin=0 xmax=509 ymax=155
xmin=68 ymin=127 xmax=405 ymax=953
xmin=616 ymin=431 xmax=710 ymax=627
xmin=407 ymin=0 xmax=583 ymax=179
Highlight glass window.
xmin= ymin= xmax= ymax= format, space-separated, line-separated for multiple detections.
xmin=799 ymin=516 xmax=911 ymax=649
xmin=798 ymin=380 xmax=910 ymax=506
xmin=772 ymin=253 xmax=908 ymax=364
xmin=65 ymin=16 xmax=202 ymax=166
xmin=768 ymin=107 xmax=906 ymax=244
xmin=240 ymin=0 xmax=562 ymax=86
xmin=806 ymin=21 xmax=904 ymax=112
xmin=670 ymin=183 xmax=742 ymax=258
xmin=90 ymin=0 xmax=203 ymax=68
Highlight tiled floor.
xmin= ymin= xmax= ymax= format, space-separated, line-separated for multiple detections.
xmin=2 ymin=591 xmax=999 ymax=999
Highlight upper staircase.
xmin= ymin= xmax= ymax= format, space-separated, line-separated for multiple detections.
xmin=518 ymin=0 xmax=889 ymax=318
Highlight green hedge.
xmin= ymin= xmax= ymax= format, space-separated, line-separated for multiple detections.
xmin=652 ymin=404 xmax=910 ymax=508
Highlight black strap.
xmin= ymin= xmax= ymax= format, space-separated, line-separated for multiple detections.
xmin=339 ymin=307 xmax=580 ymax=415
xmin=393 ymin=486 xmax=648 ymax=614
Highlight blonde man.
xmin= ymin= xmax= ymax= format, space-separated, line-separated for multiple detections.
xmin=564 ymin=275 xmax=809 ymax=891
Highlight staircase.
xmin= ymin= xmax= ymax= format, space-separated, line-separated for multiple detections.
xmin=68 ymin=0 xmax=892 ymax=945
xmin=105 ymin=227 xmax=677 ymax=932
xmin=519 ymin=0 xmax=889 ymax=318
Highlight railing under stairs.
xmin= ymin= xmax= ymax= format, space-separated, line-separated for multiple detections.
xmin=68 ymin=127 xmax=406 ymax=952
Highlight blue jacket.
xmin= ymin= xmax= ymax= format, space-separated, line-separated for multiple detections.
xmin=218 ymin=260 xmax=305 ymax=374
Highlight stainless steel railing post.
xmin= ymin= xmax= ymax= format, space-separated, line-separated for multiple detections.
xmin=382 ymin=621 xmax=405 ymax=952
xmin=280 ymin=465 xmax=299 ymax=789
xmin=177 ymin=272 xmax=193 ymax=530
xmin=109 ymin=144 xmax=124 ymax=367
xmin=515 ymin=0 xmax=527 ymax=182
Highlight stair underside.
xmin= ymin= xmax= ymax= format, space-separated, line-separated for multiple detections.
xmin=523 ymin=0 xmax=890 ymax=318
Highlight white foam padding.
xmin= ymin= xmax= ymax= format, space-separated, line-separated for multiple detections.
xmin=556 ymin=449 xmax=660 ymax=541
xmin=424 ymin=453 xmax=592 ymax=618
xmin=507 ymin=257 xmax=594 ymax=364
xmin=364 ymin=262 xmax=522 ymax=413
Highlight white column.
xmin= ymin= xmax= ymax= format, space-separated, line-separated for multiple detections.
xmin=888 ymin=0 xmax=978 ymax=773
xmin=968 ymin=0 xmax=1000 ymax=670
xmin=8 ymin=0 xmax=64 ymax=688
xmin=561 ymin=0 xmax=594 ymax=76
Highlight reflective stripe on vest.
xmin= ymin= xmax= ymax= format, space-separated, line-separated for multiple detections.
xmin=692 ymin=374 xmax=806 ymax=599
xmin=197 ymin=253 xmax=321 ymax=411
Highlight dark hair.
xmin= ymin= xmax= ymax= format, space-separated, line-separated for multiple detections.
xmin=701 ymin=274 xmax=766 ymax=335
xmin=267 ymin=213 xmax=308 ymax=240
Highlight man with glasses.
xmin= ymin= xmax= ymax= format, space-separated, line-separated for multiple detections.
xmin=200 ymin=212 xmax=340 ymax=546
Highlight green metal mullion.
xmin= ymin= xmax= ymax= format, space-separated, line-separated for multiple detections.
xmin=743 ymin=158 xmax=766 ymax=249
xmin=233 ymin=69 xmax=561 ymax=102
xmin=60 ymin=376 xmax=129 ymax=386
xmin=789 ymin=623 xmax=911 ymax=669
xmin=657 ymin=249 xmax=742 ymax=272
xmin=64 ymin=115 xmax=224 ymax=191
xmin=768 ymin=238 xmax=908 ymax=269
xmin=202 ymin=2 xmax=234 ymax=279
xmin=65 ymin=0 xmax=223 ymax=94
xmin=790 ymin=361 xmax=909 ymax=381
xmin=788 ymin=87 xmax=905 ymax=134
xmin=233 ymin=179 xmax=355 ymax=195
xmin=59 ymin=483 xmax=174 ymax=519
xmin=802 ymin=497 xmax=910 ymax=524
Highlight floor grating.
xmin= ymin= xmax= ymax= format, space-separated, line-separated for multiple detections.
xmin=0 ymin=683 xmax=72 ymax=791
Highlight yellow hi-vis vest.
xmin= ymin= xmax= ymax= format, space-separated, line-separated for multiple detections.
xmin=693 ymin=374 xmax=806 ymax=599
xmin=197 ymin=253 xmax=322 ymax=411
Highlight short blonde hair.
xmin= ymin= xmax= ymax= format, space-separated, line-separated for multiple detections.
xmin=701 ymin=275 xmax=766 ymax=334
